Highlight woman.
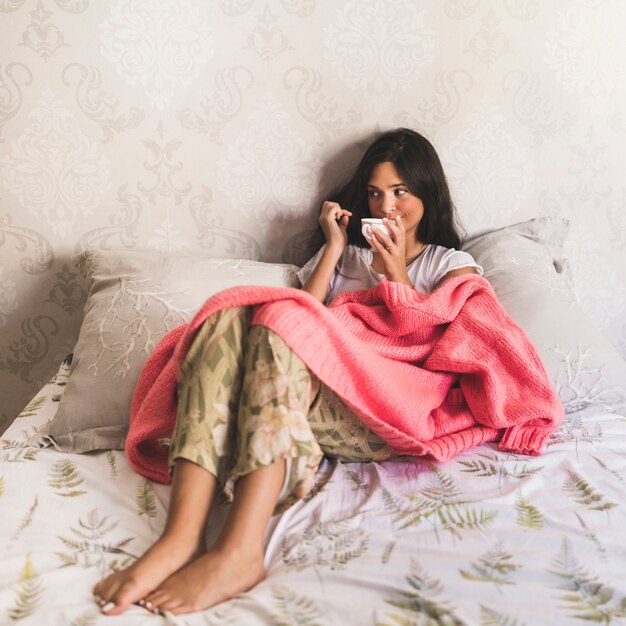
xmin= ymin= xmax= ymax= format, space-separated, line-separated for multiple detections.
xmin=301 ymin=127 xmax=480 ymax=304
xmin=93 ymin=128 xmax=481 ymax=615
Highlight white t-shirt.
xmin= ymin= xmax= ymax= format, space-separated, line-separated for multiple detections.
xmin=297 ymin=243 xmax=483 ymax=305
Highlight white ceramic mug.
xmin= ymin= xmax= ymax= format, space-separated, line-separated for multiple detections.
xmin=361 ymin=218 xmax=391 ymax=246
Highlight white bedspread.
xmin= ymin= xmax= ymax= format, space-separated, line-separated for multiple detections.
xmin=1 ymin=364 xmax=625 ymax=625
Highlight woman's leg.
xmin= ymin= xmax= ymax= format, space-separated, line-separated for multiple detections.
xmin=92 ymin=459 xmax=216 ymax=615
xmin=93 ymin=307 xmax=252 ymax=615
xmin=306 ymin=384 xmax=396 ymax=463
xmin=143 ymin=326 xmax=324 ymax=615
xmin=137 ymin=366 xmax=398 ymax=616
xmin=143 ymin=459 xmax=286 ymax=614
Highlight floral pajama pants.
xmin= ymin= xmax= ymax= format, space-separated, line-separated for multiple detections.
xmin=168 ymin=306 xmax=396 ymax=514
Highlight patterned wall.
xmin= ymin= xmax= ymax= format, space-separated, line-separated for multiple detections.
xmin=1 ymin=0 xmax=625 ymax=431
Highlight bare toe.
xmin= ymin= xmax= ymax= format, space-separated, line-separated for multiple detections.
xmin=100 ymin=579 xmax=143 ymax=615
xmin=92 ymin=535 xmax=203 ymax=615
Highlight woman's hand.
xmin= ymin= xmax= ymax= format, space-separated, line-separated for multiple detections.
xmin=370 ymin=216 xmax=414 ymax=287
xmin=319 ymin=201 xmax=352 ymax=252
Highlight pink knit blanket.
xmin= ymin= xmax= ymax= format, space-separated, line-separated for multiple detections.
xmin=125 ymin=275 xmax=563 ymax=483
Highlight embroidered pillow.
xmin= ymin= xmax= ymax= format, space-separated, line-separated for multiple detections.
xmin=36 ymin=249 xmax=300 ymax=452
xmin=464 ymin=217 xmax=626 ymax=417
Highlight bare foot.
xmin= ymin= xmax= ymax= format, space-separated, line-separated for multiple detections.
xmin=143 ymin=544 xmax=266 ymax=614
xmin=92 ymin=536 xmax=204 ymax=616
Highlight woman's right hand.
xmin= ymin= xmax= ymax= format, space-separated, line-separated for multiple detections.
xmin=319 ymin=201 xmax=352 ymax=251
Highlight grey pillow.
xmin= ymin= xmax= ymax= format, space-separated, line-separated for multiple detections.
xmin=463 ymin=217 xmax=626 ymax=417
xmin=36 ymin=249 xmax=300 ymax=452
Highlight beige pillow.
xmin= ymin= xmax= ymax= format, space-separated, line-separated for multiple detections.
xmin=37 ymin=249 xmax=300 ymax=452
xmin=463 ymin=217 xmax=626 ymax=417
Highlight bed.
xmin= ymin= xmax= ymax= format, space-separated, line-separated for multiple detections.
xmin=1 ymin=217 xmax=626 ymax=626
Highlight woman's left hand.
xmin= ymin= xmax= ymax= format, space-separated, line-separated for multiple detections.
xmin=370 ymin=216 xmax=414 ymax=287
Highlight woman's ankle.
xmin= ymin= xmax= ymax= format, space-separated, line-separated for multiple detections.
xmin=153 ymin=529 xmax=205 ymax=556
xmin=213 ymin=533 xmax=265 ymax=563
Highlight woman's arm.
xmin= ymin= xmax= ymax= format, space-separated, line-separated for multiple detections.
xmin=301 ymin=201 xmax=352 ymax=303
xmin=300 ymin=244 xmax=343 ymax=302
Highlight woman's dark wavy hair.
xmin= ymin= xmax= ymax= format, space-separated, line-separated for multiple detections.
xmin=333 ymin=128 xmax=464 ymax=249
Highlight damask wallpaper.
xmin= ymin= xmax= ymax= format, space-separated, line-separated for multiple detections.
xmin=1 ymin=0 xmax=625 ymax=431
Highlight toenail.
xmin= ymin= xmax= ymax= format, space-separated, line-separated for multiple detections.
xmin=145 ymin=601 xmax=153 ymax=610
xmin=102 ymin=602 xmax=115 ymax=612
xmin=138 ymin=599 xmax=145 ymax=606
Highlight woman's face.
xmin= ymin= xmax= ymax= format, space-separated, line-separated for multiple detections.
xmin=367 ymin=161 xmax=424 ymax=240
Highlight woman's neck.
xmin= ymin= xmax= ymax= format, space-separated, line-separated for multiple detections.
xmin=404 ymin=241 xmax=428 ymax=265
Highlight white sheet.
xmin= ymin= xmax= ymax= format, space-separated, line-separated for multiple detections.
xmin=1 ymin=363 xmax=625 ymax=625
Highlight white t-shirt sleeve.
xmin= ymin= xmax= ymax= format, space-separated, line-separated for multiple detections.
xmin=428 ymin=248 xmax=483 ymax=291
